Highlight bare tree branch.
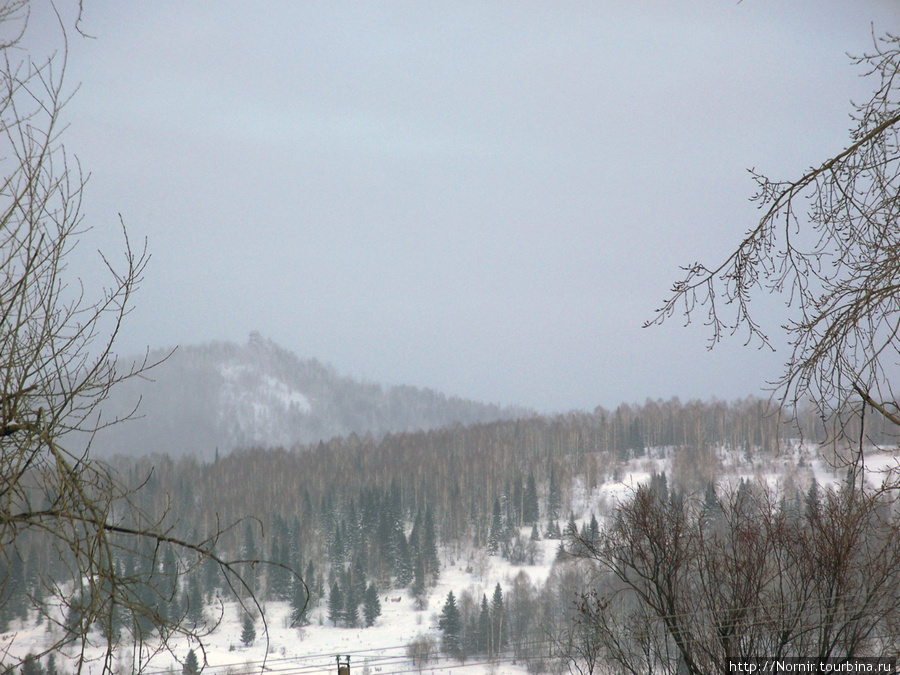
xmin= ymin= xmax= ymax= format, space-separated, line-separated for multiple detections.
xmin=0 ymin=4 xmax=304 ymax=673
xmin=647 ymin=32 xmax=900 ymax=447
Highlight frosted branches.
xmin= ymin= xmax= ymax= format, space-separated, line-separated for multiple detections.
xmin=647 ymin=33 xmax=900 ymax=434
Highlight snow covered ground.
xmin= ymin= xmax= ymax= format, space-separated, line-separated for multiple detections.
xmin=4 ymin=442 xmax=897 ymax=675
xmin=0 ymin=532 xmax=561 ymax=675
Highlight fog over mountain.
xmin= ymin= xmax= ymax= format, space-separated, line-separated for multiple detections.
xmin=89 ymin=334 xmax=530 ymax=460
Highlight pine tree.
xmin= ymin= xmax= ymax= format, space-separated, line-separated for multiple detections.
xmin=412 ymin=554 xmax=426 ymax=601
xmin=377 ymin=509 xmax=395 ymax=583
xmin=20 ymin=654 xmax=43 ymax=675
xmin=805 ymin=478 xmax=821 ymax=519
xmin=240 ymin=615 xmax=256 ymax=646
xmin=363 ymin=582 xmax=381 ymax=627
xmin=134 ymin=566 xmax=157 ymax=640
xmin=346 ymin=500 xmax=361 ymax=554
xmin=477 ymin=595 xmax=491 ymax=654
xmin=735 ymin=477 xmax=752 ymax=509
xmin=566 ymin=512 xmax=577 ymax=539
xmin=490 ymin=583 xmax=506 ymax=655
xmin=202 ymin=553 xmax=219 ymax=600
xmin=328 ymin=582 xmax=343 ymax=626
xmin=289 ymin=522 xmax=304 ymax=586
xmin=650 ymin=471 xmax=669 ymax=501
xmin=703 ymin=481 xmax=719 ymax=510
xmin=304 ymin=559 xmax=317 ymax=605
xmin=422 ymin=507 xmax=440 ymax=580
xmin=270 ymin=517 xmax=292 ymax=600
xmin=343 ymin=580 xmax=359 ymax=628
xmin=702 ymin=481 xmax=722 ymax=526
xmin=394 ymin=531 xmax=413 ymax=587
xmin=350 ymin=558 xmax=367 ymax=604
xmin=183 ymin=649 xmax=200 ymax=675
xmin=628 ymin=417 xmax=644 ymax=454
xmin=523 ymin=471 xmax=539 ymax=525
xmin=329 ymin=519 xmax=346 ymax=566
xmin=547 ymin=466 xmax=561 ymax=520
xmin=555 ymin=538 xmax=568 ymax=562
xmin=588 ymin=513 xmax=599 ymax=543
xmin=488 ymin=499 xmax=503 ymax=555
xmin=545 ymin=519 xmax=559 ymax=539
xmin=186 ymin=575 xmax=204 ymax=627
xmin=579 ymin=520 xmax=591 ymax=545
xmin=290 ymin=578 xmax=310 ymax=626
xmin=241 ymin=522 xmax=258 ymax=598
xmin=438 ymin=591 xmax=462 ymax=656
xmin=409 ymin=510 xmax=422 ymax=557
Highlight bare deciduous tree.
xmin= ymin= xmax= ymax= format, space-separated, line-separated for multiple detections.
xmin=406 ymin=634 xmax=437 ymax=673
xmin=0 ymin=4 xmax=305 ymax=673
xmin=583 ymin=33 xmax=900 ymax=674
xmin=647 ymin=32 xmax=900 ymax=445
xmin=570 ymin=481 xmax=900 ymax=675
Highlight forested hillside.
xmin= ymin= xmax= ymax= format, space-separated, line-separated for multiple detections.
xmin=63 ymin=399 xmax=783 ymax=627
xmin=8 ymin=395 xmax=897 ymax=673
xmin=98 ymin=397 xmax=781 ymax=561
xmin=89 ymin=334 xmax=527 ymax=460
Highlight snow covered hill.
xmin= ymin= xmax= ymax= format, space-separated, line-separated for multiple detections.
xmin=88 ymin=334 xmax=529 ymax=460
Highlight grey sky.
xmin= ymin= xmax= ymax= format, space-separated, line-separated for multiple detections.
xmin=30 ymin=2 xmax=900 ymax=413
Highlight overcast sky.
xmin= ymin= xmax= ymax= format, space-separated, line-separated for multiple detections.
xmin=26 ymin=2 xmax=900 ymax=413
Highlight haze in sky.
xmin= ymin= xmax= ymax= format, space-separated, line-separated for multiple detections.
xmin=27 ymin=2 xmax=900 ymax=413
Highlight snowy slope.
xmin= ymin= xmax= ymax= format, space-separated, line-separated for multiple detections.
xmin=0 ymin=534 xmax=561 ymax=675
xmin=5 ymin=442 xmax=896 ymax=674
xmin=88 ymin=336 xmax=529 ymax=460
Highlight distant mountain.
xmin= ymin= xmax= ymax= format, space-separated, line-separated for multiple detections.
xmin=88 ymin=334 xmax=529 ymax=460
